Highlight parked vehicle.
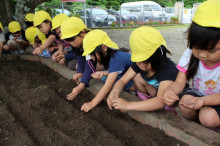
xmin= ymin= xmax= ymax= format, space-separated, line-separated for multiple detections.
xmin=55 ymin=9 xmax=71 ymax=16
xmin=121 ymin=1 xmax=167 ymax=22
xmin=164 ymin=7 xmax=176 ymax=21
xmin=108 ymin=9 xmax=138 ymax=23
xmin=77 ymin=8 xmax=117 ymax=27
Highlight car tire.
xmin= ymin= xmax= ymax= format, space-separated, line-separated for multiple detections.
xmin=144 ymin=17 xmax=149 ymax=23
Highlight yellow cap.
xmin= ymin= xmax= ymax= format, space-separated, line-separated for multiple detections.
xmin=25 ymin=13 xmax=34 ymax=22
xmin=129 ymin=26 xmax=171 ymax=62
xmin=8 ymin=21 xmax=21 ymax=33
xmin=25 ymin=27 xmax=36 ymax=45
xmin=82 ymin=29 xmax=119 ymax=56
xmin=0 ymin=22 xmax=3 ymax=31
xmin=61 ymin=17 xmax=87 ymax=39
xmin=36 ymin=28 xmax=46 ymax=44
xmin=33 ymin=10 xmax=52 ymax=27
xmin=52 ymin=14 xmax=69 ymax=30
xmin=25 ymin=27 xmax=46 ymax=45
xmin=193 ymin=0 xmax=220 ymax=28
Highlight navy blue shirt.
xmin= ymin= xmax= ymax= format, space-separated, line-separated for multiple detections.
xmin=109 ymin=51 xmax=132 ymax=75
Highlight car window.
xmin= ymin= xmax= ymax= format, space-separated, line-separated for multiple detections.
xmin=129 ymin=7 xmax=142 ymax=12
xmin=165 ymin=8 xmax=174 ymax=14
xmin=143 ymin=5 xmax=151 ymax=11
xmin=151 ymin=4 xmax=162 ymax=11
xmin=92 ymin=9 xmax=108 ymax=15
xmin=120 ymin=9 xmax=131 ymax=14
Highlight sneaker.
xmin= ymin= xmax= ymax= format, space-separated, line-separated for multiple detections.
xmin=11 ymin=51 xmax=18 ymax=54
xmin=137 ymin=91 xmax=152 ymax=100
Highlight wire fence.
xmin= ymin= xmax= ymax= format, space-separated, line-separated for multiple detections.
xmin=37 ymin=4 xmax=180 ymax=28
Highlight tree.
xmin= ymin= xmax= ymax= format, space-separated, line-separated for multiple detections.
xmin=0 ymin=0 xmax=50 ymax=29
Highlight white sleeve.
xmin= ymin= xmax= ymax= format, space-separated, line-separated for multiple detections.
xmin=85 ymin=54 xmax=91 ymax=60
xmin=177 ymin=48 xmax=192 ymax=73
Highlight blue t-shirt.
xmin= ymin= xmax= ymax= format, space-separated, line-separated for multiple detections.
xmin=109 ymin=51 xmax=132 ymax=75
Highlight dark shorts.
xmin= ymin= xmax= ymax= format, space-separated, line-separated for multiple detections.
xmin=180 ymin=88 xmax=220 ymax=117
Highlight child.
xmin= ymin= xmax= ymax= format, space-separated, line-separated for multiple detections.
xmin=50 ymin=13 xmax=70 ymax=65
xmin=33 ymin=10 xmax=59 ymax=55
xmin=25 ymin=27 xmax=51 ymax=57
xmin=61 ymin=17 xmax=95 ymax=99
xmin=25 ymin=13 xmax=34 ymax=27
xmin=107 ymin=26 xmax=179 ymax=113
xmin=163 ymin=0 xmax=220 ymax=129
xmin=5 ymin=21 xmax=29 ymax=54
xmin=80 ymin=29 xmax=135 ymax=112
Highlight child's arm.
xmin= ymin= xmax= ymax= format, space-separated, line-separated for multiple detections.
xmin=163 ymin=71 xmax=187 ymax=106
xmin=67 ymin=57 xmax=93 ymax=100
xmin=112 ymin=80 xmax=174 ymax=111
xmin=107 ymin=67 xmax=137 ymax=109
xmin=33 ymin=35 xmax=56 ymax=55
xmin=0 ymin=41 xmax=3 ymax=58
xmin=181 ymin=93 xmax=220 ymax=110
xmin=81 ymin=72 xmax=119 ymax=112
xmin=91 ymin=71 xmax=109 ymax=80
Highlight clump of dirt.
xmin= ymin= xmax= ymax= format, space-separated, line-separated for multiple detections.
xmin=0 ymin=59 xmax=186 ymax=145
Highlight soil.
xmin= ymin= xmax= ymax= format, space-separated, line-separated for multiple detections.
xmin=0 ymin=59 xmax=186 ymax=146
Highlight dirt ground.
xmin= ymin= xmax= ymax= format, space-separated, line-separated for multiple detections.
xmin=105 ymin=25 xmax=189 ymax=63
xmin=0 ymin=59 xmax=187 ymax=146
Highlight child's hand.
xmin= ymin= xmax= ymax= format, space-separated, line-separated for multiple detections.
xmin=112 ymin=98 xmax=129 ymax=111
xmin=33 ymin=47 xmax=44 ymax=55
xmin=193 ymin=97 xmax=204 ymax=110
xmin=107 ymin=90 xmax=119 ymax=110
xmin=54 ymin=51 xmax=65 ymax=61
xmin=163 ymin=89 xmax=179 ymax=106
xmin=73 ymin=73 xmax=83 ymax=84
xmin=66 ymin=87 xmax=80 ymax=100
xmin=81 ymin=102 xmax=95 ymax=112
xmin=179 ymin=95 xmax=196 ymax=109
xmin=91 ymin=71 xmax=105 ymax=80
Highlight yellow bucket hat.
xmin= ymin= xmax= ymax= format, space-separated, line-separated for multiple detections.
xmin=25 ymin=13 xmax=34 ymax=22
xmin=33 ymin=10 xmax=52 ymax=27
xmin=8 ymin=21 xmax=21 ymax=33
xmin=52 ymin=14 xmax=69 ymax=30
xmin=25 ymin=27 xmax=46 ymax=45
xmin=36 ymin=28 xmax=46 ymax=44
xmin=25 ymin=27 xmax=36 ymax=45
xmin=61 ymin=17 xmax=87 ymax=40
xmin=129 ymin=26 xmax=171 ymax=62
xmin=0 ymin=22 xmax=3 ymax=31
xmin=82 ymin=29 xmax=119 ymax=56
xmin=193 ymin=0 xmax=220 ymax=28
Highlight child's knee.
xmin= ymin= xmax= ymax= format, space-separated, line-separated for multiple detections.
xmin=133 ymin=74 xmax=145 ymax=85
xmin=199 ymin=107 xmax=220 ymax=127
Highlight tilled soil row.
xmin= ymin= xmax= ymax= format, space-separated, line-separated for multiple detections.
xmin=0 ymin=59 xmax=186 ymax=146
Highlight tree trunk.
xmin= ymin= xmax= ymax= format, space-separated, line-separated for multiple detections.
xmin=0 ymin=0 xmax=14 ymax=27
xmin=0 ymin=0 xmax=49 ymax=29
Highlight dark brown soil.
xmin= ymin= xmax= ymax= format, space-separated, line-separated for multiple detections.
xmin=0 ymin=59 xmax=186 ymax=146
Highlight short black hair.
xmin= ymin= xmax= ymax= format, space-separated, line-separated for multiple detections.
xmin=25 ymin=21 xmax=33 ymax=27
xmin=145 ymin=45 xmax=168 ymax=72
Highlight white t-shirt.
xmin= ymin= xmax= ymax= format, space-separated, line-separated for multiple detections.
xmin=177 ymin=48 xmax=220 ymax=95
xmin=9 ymin=34 xmax=23 ymax=41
